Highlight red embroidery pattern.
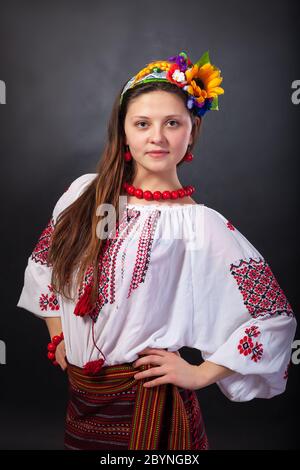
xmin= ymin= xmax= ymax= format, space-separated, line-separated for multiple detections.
xmin=121 ymin=249 xmax=127 ymax=280
xmin=237 ymin=325 xmax=263 ymax=362
xmin=75 ymin=208 xmax=160 ymax=322
xmin=127 ymin=210 xmax=161 ymax=298
xmin=227 ymin=220 xmax=235 ymax=230
xmin=230 ymin=257 xmax=294 ymax=319
xmin=110 ymin=210 xmax=142 ymax=302
xmin=31 ymin=217 xmax=54 ymax=266
xmin=39 ymin=284 xmax=60 ymax=311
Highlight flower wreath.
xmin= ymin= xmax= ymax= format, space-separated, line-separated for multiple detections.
xmin=120 ymin=50 xmax=224 ymax=117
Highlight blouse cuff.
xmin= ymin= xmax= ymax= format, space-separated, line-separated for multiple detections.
xmin=202 ymin=314 xmax=296 ymax=402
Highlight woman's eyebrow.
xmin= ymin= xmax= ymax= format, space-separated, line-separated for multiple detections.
xmin=131 ymin=114 xmax=182 ymax=119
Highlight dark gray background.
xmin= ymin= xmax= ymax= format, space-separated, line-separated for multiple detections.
xmin=0 ymin=0 xmax=299 ymax=450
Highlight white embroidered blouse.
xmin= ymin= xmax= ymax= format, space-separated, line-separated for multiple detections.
xmin=17 ymin=173 xmax=297 ymax=402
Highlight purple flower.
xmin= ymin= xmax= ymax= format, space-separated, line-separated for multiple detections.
xmin=167 ymin=54 xmax=189 ymax=72
xmin=187 ymin=98 xmax=194 ymax=109
xmin=195 ymin=97 xmax=214 ymax=117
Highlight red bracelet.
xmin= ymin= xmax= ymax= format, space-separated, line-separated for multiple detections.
xmin=47 ymin=332 xmax=64 ymax=366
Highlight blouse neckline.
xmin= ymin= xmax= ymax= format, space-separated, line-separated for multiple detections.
xmin=125 ymin=203 xmax=202 ymax=210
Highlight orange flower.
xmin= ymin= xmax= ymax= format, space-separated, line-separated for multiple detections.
xmin=185 ymin=63 xmax=224 ymax=102
xmin=186 ymin=79 xmax=208 ymax=105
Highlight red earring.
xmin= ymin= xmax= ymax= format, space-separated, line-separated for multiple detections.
xmin=182 ymin=146 xmax=194 ymax=162
xmin=124 ymin=145 xmax=132 ymax=162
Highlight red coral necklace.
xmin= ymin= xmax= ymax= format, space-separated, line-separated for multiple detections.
xmin=123 ymin=181 xmax=195 ymax=201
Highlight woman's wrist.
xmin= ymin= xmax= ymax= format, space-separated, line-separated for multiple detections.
xmin=44 ymin=316 xmax=63 ymax=340
xmin=47 ymin=332 xmax=64 ymax=366
xmin=194 ymin=360 xmax=235 ymax=389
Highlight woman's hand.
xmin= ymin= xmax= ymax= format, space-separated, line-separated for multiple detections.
xmin=55 ymin=340 xmax=67 ymax=371
xmin=132 ymin=347 xmax=207 ymax=390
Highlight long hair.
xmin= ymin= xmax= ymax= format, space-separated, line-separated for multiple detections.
xmin=48 ymin=81 xmax=203 ymax=308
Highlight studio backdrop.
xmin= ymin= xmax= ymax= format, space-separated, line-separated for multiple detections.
xmin=0 ymin=0 xmax=299 ymax=450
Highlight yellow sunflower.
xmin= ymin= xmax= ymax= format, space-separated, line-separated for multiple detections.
xmin=185 ymin=63 xmax=224 ymax=102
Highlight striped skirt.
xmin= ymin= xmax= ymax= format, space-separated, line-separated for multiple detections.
xmin=64 ymin=360 xmax=209 ymax=450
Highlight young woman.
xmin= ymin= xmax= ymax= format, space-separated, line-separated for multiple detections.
xmin=17 ymin=51 xmax=297 ymax=450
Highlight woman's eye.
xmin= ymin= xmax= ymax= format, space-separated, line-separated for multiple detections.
xmin=136 ymin=120 xmax=179 ymax=128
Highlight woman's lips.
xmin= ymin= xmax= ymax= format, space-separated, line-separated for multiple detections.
xmin=147 ymin=151 xmax=169 ymax=157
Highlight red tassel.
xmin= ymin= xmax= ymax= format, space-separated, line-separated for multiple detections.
xmin=74 ymin=283 xmax=94 ymax=317
xmin=83 ymin=358 xmax=105 ymax=375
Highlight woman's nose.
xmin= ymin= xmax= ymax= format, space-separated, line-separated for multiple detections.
xmin=150 ymin=127 xmax=165 ymax=143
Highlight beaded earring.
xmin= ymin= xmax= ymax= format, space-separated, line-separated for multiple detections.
xmin=124 ymin=145 xmax=132 ymax=162
xmin=182 ymin=145 xmax=194 ymax=162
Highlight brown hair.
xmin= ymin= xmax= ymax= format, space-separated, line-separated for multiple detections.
xmin=48 ymin=81 xmax=202 ymax=307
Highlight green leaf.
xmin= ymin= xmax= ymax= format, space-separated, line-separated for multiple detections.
xmin=210 ymin=96 xmax=219 ymax=111
xmin=195 ymin=51 xmax=210 ymax=68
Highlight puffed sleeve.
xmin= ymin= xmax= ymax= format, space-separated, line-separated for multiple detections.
xmin=191 ymin=206 xmax=297 ymax=402
xmin=16 ymin=173 xmax=97 ymax=319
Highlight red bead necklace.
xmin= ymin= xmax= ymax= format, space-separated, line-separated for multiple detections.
xmin=123 ymin=182 xmax=195 ymax=201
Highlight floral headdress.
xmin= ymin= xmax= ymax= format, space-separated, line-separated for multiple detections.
xmin=119 ymin=51 xmax=224 ymax=117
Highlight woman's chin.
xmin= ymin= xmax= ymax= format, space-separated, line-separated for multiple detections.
xmin=138 ymin=160 xmax=172 ymax=171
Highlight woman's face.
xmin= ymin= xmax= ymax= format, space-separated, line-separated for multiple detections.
xmin=124 ymin=91 xmax=196 ymax=172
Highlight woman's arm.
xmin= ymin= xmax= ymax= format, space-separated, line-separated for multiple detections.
xmin=44 ymin=316 xmax=63 ymax=339
xmin=195 ymin=360 xmax=235 ymax=388
xmin=44 ymin=317 xmax=67 ymax=370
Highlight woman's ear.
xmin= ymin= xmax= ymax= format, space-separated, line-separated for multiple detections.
xmin=194 ymin=116 xmax=202 ymax=129
xmin=190 ymin=116 xmax=202 ymax=144
xmin=189 ymin=116 xmax=201 ymax=145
